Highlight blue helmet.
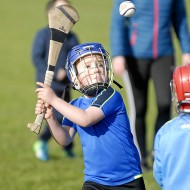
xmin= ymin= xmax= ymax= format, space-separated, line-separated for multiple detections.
xmin=65 ymin=42 xmax=113 ymax=96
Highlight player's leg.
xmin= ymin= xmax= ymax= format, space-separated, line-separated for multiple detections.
xmin=126 ymin=57 xmax=150 ymax=169
xmin=151 ymin=56 xmax=174 ymax=135
xmin=33 ymin=123 xmax=50 ymax=161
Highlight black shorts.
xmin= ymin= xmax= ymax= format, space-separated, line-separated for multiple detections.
xmin=82 ymin=177 xmax=146 ymax=190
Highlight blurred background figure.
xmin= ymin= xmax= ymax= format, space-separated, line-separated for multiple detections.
xmin=31 ymin=0 xmax=79 ymax=161
xmin=154 ymin=64 xmax=190 ymax=190
xmin=110 ymin=0 xmax=190 ymax=170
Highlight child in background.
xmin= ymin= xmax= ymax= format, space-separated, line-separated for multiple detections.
xmin=154 ymin=64 xmax=190 ymax=190
xmin=31 ymin=0 xmax=79 ymax=161
xmin=35 ymin=42 xmax=146 ymax=190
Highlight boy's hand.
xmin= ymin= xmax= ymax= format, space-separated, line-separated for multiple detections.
xmin=36 ymin=82 xmax=57 ymax=105
xmin=35 ymin=99 xmax=53 ymax=119
xmin=56 ymin=68 xmax=66 ymax=81
xmin=182 ymin=53 xmax=190 ymax=65
xmin=112 ymin=56 xmax=126 ymax=76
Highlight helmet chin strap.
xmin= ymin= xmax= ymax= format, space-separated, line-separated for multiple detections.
xmin=72 ymin=76 xmax=80 ymax=90
xmin=72 ymin=78 xmax=123 ymax=96
xmin=80 ymin=83 xmax=108 ymax=96
xmin=113 ymin=80 xmax=123 ymax=89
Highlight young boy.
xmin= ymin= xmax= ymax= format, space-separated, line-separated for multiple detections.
xmin=153 ymin=64 xmax=190 ymax=190
xmin=35 ymin=42 xmax=146 ymax=190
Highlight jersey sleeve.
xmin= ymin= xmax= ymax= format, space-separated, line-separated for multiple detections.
xmin=91 ymin=87 xmax=122 ymax=117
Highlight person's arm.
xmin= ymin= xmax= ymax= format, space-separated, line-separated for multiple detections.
xmin=110 ymin=0 xmax=131 ymax=76
xmin=110 ymin=0 xmax=130 ymax=57
xmin=55 ymin=33 xmax=79 ymax=81
xmin=172 ymin=0 xmax=190 ymax=65
xmin=153 ymin=133 xmax=163 ymax=188
xmin=52 ymin=98 xmax=104 ymax=127
xmin=31 ymin=29 xmax=47 ymax=74
xmin=35 ymin=99 xmax=76 ymax=145
xmin=47 ymin=116 xmax=76 ymax=146
xmin=36 ymin=82 xmax=104 ymax=127
xmin=182 ymin=53 xmax=190 ymax=65
xmin=112 ymin=56 xmax=127 ymax=76
xmin=65 ymin=33 xmax=80 ymax=61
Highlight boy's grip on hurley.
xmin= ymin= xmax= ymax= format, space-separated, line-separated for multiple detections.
xmin=27 ymin=4 xmax=79 ymax=134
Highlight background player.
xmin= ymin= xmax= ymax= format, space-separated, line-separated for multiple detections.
xmin=154 ymin=63 xmax=190 ymax=190
xmin=31 ymin=0 xmax=79 ymax=161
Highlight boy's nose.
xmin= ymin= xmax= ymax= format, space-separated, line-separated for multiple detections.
xmin=92 ymin=65 xmax=99 ymax=73
xmin=90 ymin=63 xmax=98 ymax=71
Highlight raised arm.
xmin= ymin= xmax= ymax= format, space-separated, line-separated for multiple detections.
xmin=36 ymin=82 xmax=104 ymax=127
xmin=35 ymin=99 xmax=76 ymax=145
xmin=172 ymin=0 xmax=190 ymax=65
xmin=46 ymin=115 xmax=76 ymax=146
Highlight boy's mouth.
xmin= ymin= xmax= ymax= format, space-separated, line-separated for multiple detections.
xmin=91 ymin=77 xmax=104 ymax=84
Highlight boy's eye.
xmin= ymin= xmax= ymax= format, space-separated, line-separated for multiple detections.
xmin=98 ymin=63 xmax=104 ymax=67
xmin=85 ymin=61 xmax=104 ymax=69
xmin=86 ymin=64 xmax=103 ymax=68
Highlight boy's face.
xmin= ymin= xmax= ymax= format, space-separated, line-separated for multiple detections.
xmin=75 ymin=54 xmax=107 ymax=87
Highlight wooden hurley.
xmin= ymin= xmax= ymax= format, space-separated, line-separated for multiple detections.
xmin=27 ymin=5 xmax=79 ymax=134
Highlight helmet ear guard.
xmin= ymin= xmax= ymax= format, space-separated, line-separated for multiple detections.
xmin=72 ymin=74 xmax=81 ymax=90
xmin=172 ymin=63 xmax=190 ymax=113
xmin=67 ymin=61 xmax=81 ymax=90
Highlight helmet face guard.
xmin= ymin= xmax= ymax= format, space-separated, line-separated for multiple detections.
xmin=65 ymin=42 xmax=113 ymax=96
xmin=172 ymin=64 xmax=190 ymax=113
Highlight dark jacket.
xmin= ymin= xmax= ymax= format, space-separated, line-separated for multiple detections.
xmin=110 ymin=0 xmax=190 ymax=59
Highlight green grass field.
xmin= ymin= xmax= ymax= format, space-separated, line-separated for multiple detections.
xmin=0 ymin=1 xmax=190 ymax=189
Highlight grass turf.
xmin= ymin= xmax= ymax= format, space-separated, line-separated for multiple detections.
xmin=0 ymin=0 xmax=189 ymax=189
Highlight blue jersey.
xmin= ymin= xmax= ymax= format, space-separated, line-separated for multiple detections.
xmin=154 ymin=113 xmax=190 ymax=190
xmin=62 ymin=87 xmax=142 ymax=186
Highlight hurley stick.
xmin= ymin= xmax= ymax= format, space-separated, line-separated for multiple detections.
xmin=27 ymin=5 xmax=79 ymax=134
